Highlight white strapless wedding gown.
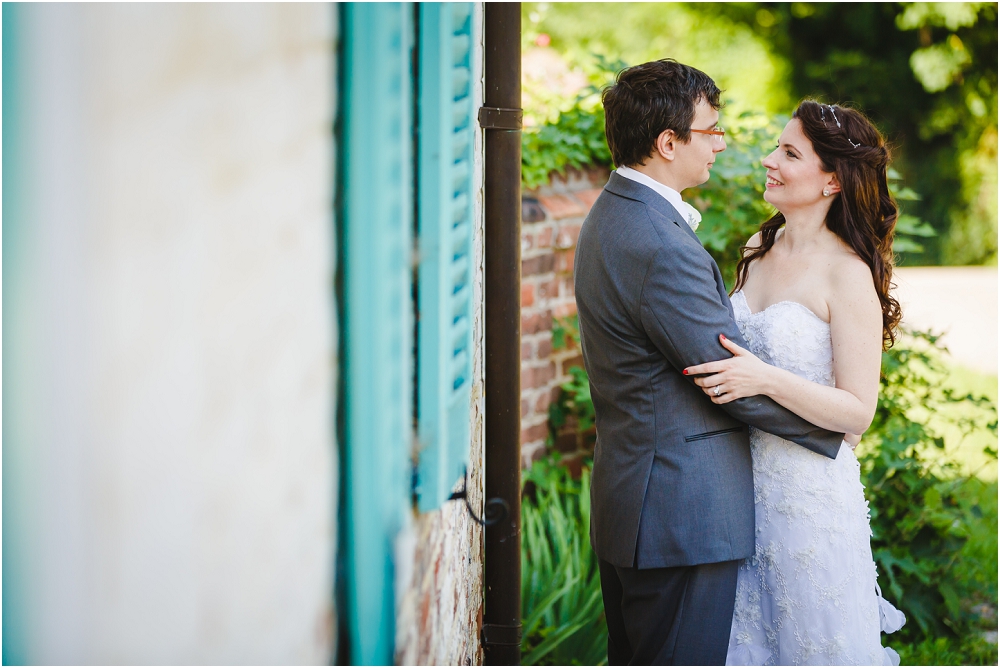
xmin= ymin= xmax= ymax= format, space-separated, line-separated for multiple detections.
xmin=725 ymin=291 xmax=905 ymax=666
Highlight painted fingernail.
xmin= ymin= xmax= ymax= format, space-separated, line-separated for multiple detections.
xmin=683 ymin=369 xmax=688 ymax=375
xmin=720 ymin=334 xmax=727 ymax=341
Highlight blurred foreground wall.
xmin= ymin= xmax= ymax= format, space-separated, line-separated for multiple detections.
xmin=3 ymin=4 xmax=337 ymax=663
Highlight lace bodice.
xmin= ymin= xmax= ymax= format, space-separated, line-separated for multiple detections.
xmin=731 ymin=290 xmax=834 ymax=388
xmin=726 ymin=290 xmax=904 ymax=666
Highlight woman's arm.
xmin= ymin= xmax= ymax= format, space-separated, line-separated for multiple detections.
xmin=684 ymin=260 xmax=883 ymax=436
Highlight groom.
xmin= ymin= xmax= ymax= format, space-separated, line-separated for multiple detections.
xmin=574 ymin=60 xmax=844 ymax=665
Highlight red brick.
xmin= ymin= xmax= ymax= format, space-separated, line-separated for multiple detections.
xmin=553 ymin=302 xmax=578 ymax=318
xmin=521 ymin=442 xmax=547 ymax=469
xmin=522 ymin=196 xmax=547 ymax=223
xmin=521 ymin=310 xmax=552 ymax=336
xmin=522 ymin=253 xmax=555 ymax=277
xmin=554 ymin=223 xmax=582 ymax=250
xmin=536 ymin=336 xmax=553 ymax=359
xmin=538 ymin=193 xmax=585 ymax=220
xmin=520 ymin=422 xmax=549 ymax=445
xmin=520 ymin=366 xmax=534 ymax=391
xmin=559 ymin=278 xmax=575 ymax=298
xmin=521 ymin=398 xmax=531 ymax=418
xmin=574 ymin=187 xmax=603 ymax=210
xmin=536 ymin=227 xmax=554 ymax=248
xmin=521 ymin=340 xmax=533 ymax=361
xmin=521 ymin=362 xmax=555 ymax=390
xmin=521 ymin=233 xmax=534 ymax=253
xmin=536 ymin=279 xmax=559 ymax=301
xmin=555 ymin=249 xmax=575 ymax=273
xmin=560 ymin=354 xmax=585 ymax=375
xmin=521 ymin=283 xmax=534 ymax=307
xmin=534 ymin=391 xmax=554 ymax=415
xmin=555 ymin=430 xmax=578 ymax=453
xmin=521 ymin=313 xmax=539 ymax=336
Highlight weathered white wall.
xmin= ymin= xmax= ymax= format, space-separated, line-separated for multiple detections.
xmin=394 ymin=4 xmax=486 ymax=664
xmin=4 ymin=4 xmax=337 ymax=663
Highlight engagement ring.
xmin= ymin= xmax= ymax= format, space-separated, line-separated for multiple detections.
xmin=713 ymin=385 xmax=721 ymax=397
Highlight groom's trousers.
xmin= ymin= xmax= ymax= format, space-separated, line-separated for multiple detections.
xmin=598 ymin=557 xmax=739 ymax=665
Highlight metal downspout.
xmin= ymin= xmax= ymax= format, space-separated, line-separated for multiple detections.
xmin=481 ymin=3 xmax=522 ymax=665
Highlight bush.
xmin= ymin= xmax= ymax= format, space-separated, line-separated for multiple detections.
xmin=861 ymin=330 xmax=998 ymax=646
xmin=523 ymin=320 xmax=998 ymax=665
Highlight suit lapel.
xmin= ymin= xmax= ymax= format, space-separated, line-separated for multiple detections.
xmin=604 ymin=172 xmax=703 ymax=245
xmin=606 ymin=172 xmax=732 ymax=312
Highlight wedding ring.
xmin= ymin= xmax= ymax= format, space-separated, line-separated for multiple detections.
xmin=713 ymin=385 xmax=722 ymax=397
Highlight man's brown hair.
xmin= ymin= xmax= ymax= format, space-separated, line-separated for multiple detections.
xmin=602 ymin=59 xmax=722 ymax=168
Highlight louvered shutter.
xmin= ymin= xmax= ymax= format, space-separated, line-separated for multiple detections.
xmin=340 ymin=4 xmax=413 ymax=664
xmin=416 ymin=2 xmax=476 ymax=512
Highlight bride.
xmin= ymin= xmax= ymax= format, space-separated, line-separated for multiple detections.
xmin=682 ymin=100 xmax=906 ymax=665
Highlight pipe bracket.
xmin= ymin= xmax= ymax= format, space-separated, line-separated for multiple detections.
xmin=478 ymin=106 xmax=523 ymax=130
xmin=481 ymin=622 xmax=523 ymax=647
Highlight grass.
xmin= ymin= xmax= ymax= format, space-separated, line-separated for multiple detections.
xmin=931 ymin=364 xmax=999 ymax=481
xmin=898 ymin=635 xmax=999 ymax=665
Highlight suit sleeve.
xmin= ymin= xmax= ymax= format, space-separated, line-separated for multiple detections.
xmin=638 ymin=239 xmax=844 ymax=459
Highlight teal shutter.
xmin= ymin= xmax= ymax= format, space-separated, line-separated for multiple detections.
xmin=416 ymin=3 xmax=476 ymax=512
xmin=340 ymin=3 xmax=413 ymax=664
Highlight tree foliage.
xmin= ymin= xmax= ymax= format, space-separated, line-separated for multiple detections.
xmin=697 ymin=2 xmax=998 ymax=265
xmin=522 ymin=2 xmax=998 ymax=265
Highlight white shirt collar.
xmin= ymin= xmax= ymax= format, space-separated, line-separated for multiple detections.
xmin=615 ymin=165 xmax=701 ymax=232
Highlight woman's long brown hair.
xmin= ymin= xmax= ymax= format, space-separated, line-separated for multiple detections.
xmin=733 ymin=100 xmax=902 ymax=349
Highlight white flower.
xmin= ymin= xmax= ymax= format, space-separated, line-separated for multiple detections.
xmin=677 ymin=200 xmax=702 ymax=232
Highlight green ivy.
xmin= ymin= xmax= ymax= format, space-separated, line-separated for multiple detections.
xmin=522 ymin=97 xmax=612 ymax=191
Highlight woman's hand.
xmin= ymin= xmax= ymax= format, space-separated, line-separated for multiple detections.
xmin=683 ymin=335 xmax=774 ymax=404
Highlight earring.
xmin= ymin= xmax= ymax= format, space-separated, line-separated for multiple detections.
xmin=823 ymin=189 xmax=830 ymax=197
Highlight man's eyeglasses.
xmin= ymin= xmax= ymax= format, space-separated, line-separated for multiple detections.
xmin=690 ymin=126 xmax=726 ymax=138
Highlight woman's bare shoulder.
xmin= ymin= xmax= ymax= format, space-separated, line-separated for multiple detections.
xmin=825 ymin=251 xmax=878 ymax=310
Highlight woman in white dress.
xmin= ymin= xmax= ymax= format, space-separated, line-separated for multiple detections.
xmin=683 ymin=100 xmax=906 ymax=665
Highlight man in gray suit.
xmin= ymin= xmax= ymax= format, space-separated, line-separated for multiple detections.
xmin=574 ymin=60 xmax=843 ymax=665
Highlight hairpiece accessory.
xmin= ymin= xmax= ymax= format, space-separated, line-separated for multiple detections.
xmin=821 ymin=103 xmax=865 ymax=149
xmin=826 ymin=104 xmax=841 ymax=128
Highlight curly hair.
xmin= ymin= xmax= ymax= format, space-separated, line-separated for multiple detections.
xmin=734 ymin=100 xmax=902 ymax=349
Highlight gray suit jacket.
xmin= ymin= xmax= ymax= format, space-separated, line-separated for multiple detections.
xmin=575 ymin=173 xmax=844 ymax=569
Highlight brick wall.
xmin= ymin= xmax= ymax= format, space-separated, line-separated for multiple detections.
xmin=520 ymin=167 xmax=609 ymax=467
